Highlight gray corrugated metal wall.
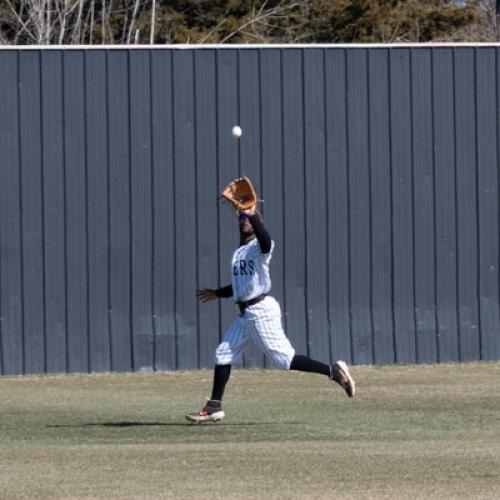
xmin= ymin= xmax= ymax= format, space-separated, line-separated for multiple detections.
xmin=0 ymin=46 xmax=499 ymax=375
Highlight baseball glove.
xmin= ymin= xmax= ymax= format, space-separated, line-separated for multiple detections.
xmin=221 ymin=176 xmax=257 ymax=211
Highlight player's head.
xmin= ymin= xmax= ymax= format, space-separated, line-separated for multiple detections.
xmin=238 ymin=213 xmax=254 ymax=239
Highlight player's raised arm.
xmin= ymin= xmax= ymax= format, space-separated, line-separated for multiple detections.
xmin=240 ymin=206 xmax=272 ymax=254
xmin=248 ymin=213 xmax=271 ymax=254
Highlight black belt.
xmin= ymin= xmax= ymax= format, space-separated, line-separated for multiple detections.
xmin=236 ymin=294 xmax=267 ymax=315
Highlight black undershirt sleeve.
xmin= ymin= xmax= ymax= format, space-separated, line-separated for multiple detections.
xmin=216 ymin=284 xmax=233 ymax=298
xmin=248 ymin=214 xmax=272 ymax=254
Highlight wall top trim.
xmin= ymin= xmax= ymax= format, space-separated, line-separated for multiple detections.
xmin=0 ymin=43 xmax=499 ymax=50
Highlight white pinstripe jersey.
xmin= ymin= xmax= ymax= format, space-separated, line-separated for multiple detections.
xmin=231 ymin=238 xmax=275 ymax=302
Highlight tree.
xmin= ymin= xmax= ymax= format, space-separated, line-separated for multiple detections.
xmin=293 ymin=0 xmax=484 ymax=43
xmin=0 ymin=0 xmax=492 ymax=45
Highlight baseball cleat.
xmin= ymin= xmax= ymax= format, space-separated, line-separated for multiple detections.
xmin=330 ymin=360 xmax=355 ymax=398
xmin=185 ymin=400 xmax=225 ymax=423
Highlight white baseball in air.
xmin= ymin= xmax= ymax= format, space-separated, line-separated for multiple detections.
xmin=232 ymin=125 xmax=242 ymax=138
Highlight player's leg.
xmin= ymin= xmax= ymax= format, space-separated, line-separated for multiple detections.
xmin=289 ymin=354 xmax=329 ymax=375
xmin=244 ymin=297 xmax=295 ymax=369
xmin=290 ymin=355 xmax=355 ymax=397
xmin=244 ymin=298 xmax=295 ymax=370
xmin=246 ymin=297 xmax=355 ymax=397
xmin=210 ymin=364 xmax=231 ymax=401
xmin=186 ymin=318 xmax=251 ymax=423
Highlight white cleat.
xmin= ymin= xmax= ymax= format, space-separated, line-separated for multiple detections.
xmin=330 ymin=360 xmax=355 ymax=398
xmin=185 ymin=400 xmax=225 ymax=423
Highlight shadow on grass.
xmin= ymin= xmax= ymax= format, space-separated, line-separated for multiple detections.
xmin=47 ymin=421 xmax=303 ymax=428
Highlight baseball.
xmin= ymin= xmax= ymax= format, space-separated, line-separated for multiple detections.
xmin=232 ymin=125 xmax=242 ymax=138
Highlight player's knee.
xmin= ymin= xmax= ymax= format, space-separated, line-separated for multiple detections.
xmin=215 ymin=343 xmax=233 ymax=365
xmin=272 ymin=350 xmax=295 ymax=370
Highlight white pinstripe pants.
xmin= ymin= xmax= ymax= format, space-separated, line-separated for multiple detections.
xmin=215 ymin=296 xmax=296 ymax=370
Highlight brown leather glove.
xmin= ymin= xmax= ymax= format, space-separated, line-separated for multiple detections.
xmin=221 ymin=176 xmax=257 ymax=212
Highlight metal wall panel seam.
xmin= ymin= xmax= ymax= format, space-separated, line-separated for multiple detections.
xmin=175 ymin=50 xmax=200 ymax=369
xmin=452 ymin=48 xmax=461 ymax=361
xmin=82 ymin=51 xmax=91 ymax=373
xmin=409 ymin=48 xmax=418 ymax=363
xmin=149 ymin=49 xmax=158 ymax=370
xmin=406 ymin=47 xmax=416 ymax=363
xmin=62 ymin=51 xmax=82 ymax=372
xmin=130 ymin=50 xmax=154 ymax=371
xmin=126 ymin=50 xmax=136 ymax=371
xmin=430 ymin=48 xmax=441 ymax=363
xmin=16 ymin=50 xmax=27 ymax=374
xmin=347 ymin=48 xmax=373 ymax=364
xmin=323 ymin=47 xmax=333 ymax=365
xmin=195 ymin=50 xmax=220 ymax=368
xmin=344 ymin=48 xmax=354 ymax=364
xmin=366 ymin=48 xmax=375 ymax=365
xmin=105 ymin=50 xmax=113 ymax=371
xmin=0 ymin=51 xmax=8 ymax=374
xmin=86 ymin=51 xmax=112 ymax=372
xmin=414 ymin=47 xmax=437 ymax=363
xmin=151 ymin=50 xmax=176 ymax=370
xmin=473 ymin=48 xmax=482 ymax=359
xmin=39 ymin=49 xmax=48 ymax=374
xmin=391 ymin=48 xmax=417 ymax=363
xmin=387 ymin=48 xmax=397 ymax=364
xmin=454 ymin=47 xmax=480 ymax=361
xmin=0 ymin=51 xmax=22 ymax=374
xmin=473 ymin=47 xmax=500 ymax=361
xmin=497 ymin=48 xmax=500 ymax=358
xmin=61 ymin=51 xmax=70 ymax=374
xmin=301 ymin=48 xmax=310 ymax=357
xmin=170 ymin=52 xmax=178 ymax=369
xmin=431 ymin=49 xmax=452 ymax=361
xmin=42 ymin=51 xmax=69 ymax=373
xmin=279 ymin=49 xmax=288 ymax=347
xmin=108 ymin=49 xmax=134 ymax=372
xmin=193 ymin=50 xmax=200 ymax=369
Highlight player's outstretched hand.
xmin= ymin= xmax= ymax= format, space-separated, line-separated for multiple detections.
xmin=196 ymin=289 xmax=218 ymax=302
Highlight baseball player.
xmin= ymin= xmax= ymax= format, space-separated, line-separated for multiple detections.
xmin=186 ymin=204 xmax=355 ymax=423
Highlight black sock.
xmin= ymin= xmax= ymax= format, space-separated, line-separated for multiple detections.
xmin=289 ymin=355 xmax=330 ymax=377
xmin=210 ymin=364 xmax=231 ymax=401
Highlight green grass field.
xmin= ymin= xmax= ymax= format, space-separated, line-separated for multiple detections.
xmin=1 ymin=363 xmax=500 ymax=499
